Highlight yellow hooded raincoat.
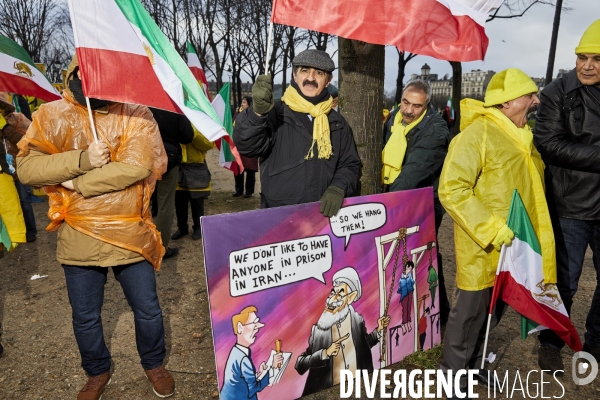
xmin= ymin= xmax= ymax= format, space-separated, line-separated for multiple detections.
xmin=439 ymin=99 xmax=556 ymax=291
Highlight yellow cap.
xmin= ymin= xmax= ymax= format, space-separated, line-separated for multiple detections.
xmin=483 ymin=68 xmax=538 ymax=107
xmin=576 ymin=19 xmax=600 ymax=55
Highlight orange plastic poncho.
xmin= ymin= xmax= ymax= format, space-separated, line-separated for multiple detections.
xmin=18 ymin=90 xmax=168 ymax=270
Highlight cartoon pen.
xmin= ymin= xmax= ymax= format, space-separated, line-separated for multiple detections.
xmin=275 ymin=339 xmax=282 ymax=368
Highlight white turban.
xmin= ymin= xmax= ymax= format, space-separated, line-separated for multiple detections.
xmin=332 ymin=267 xmax=362 ymax=301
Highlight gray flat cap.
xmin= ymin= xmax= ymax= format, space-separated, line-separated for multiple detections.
xmin=292 ymin=49 xmax=335 ymax=72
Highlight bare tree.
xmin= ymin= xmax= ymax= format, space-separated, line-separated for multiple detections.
xmin=306 ymin=31 xmax=333 ymax=51
xmin=0 ymin=0 xmax=62 ymax=62
xmin=394 ymin=49 xmax=417 ymax=105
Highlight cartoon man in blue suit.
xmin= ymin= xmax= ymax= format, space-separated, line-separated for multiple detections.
xmin=221 ymin=306 xmax=283 ymax=400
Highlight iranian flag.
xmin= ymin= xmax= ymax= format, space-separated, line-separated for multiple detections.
xmin=272 ymin=0 xmax=504 ymax=61
xmin=0 ymin=35 xmax=61 ymax=102
xmin=186 ymin=41 xmax=211 ymax=102
xmin=490 ymin=190 xmax=582 ymax=351
xmin=67 ymin=0 xmax=231 ymax=144
xmin=211 ymin=83 xmax=241 ymax=174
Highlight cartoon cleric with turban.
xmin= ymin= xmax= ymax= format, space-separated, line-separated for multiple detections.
xmin=294 ymin=267 xmax=390 ymax=396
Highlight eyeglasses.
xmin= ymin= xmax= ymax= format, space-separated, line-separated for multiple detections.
xmin=241 ymin=318 xmax=261 ymax=327
xmin=328 ymin=291 xmax=351 ymax=301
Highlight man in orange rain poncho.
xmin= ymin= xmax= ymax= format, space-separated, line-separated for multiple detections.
xmin=17 ymin=55 xmax=175 ymax=400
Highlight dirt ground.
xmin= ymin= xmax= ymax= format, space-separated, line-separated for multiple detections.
xmin=1 ymin=148 xmax=599 ymax=399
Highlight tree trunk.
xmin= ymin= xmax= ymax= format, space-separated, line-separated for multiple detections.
xmin=545 ymin=0 xmax=563 ymax=85
xmin=450 ymin=61 xmax=462 ymax=136
xmin=282 ymin=50 xmax=288 ymax=90
xmin=338 ymin=38 xmax=385 ymax=196
xmin=394 ymin=54 xmax=406 ymax=105
xmin=236 ymin=70 xmax=243 ymax=107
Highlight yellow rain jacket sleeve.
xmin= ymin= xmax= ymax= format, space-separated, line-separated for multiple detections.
xmin=0 ymin=173 xmax=26 ymax=251
xmin=17 ymin=91 xmax=167 ymax=270
xmin=439 ymin=99 xmax=556 ymax=290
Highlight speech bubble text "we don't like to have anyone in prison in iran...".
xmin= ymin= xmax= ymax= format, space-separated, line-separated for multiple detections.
xmin=229 ymin=235 xmax=333 ymax=297
xmin=330 ymin=203 xmax=387 ymax=249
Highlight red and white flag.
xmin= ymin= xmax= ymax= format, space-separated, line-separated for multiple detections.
xmin=490 ymin=190 xmax=582 ymax=351
xmin=67 ymin=0 xmax=230 ymax=144
xmin=272 ymin=0 xmax=504 ymax=62
xmin=186 ymin=41 xmax=211 ymax=102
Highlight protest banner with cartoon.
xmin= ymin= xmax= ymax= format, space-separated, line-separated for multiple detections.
xmin=201 ymin=188 xmax=442 ymax=399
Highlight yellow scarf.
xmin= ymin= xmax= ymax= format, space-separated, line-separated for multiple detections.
xmin=281 ymin=85 xmax=333 ymax=159
xmin=381 ymin=110 xmax=427 ymax=185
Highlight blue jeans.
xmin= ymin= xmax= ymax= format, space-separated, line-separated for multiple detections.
xmin=14 ymin=180 xmax=37 ymax=239
xmin=539 ymin=217 xmax=600 ymax=348
xmin=62 ymin=261 xmax=166 ymax=376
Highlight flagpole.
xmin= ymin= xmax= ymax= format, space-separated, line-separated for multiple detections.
xmin=480 ymin=243 xmax=507 ymax=370
xmin=264 ymin=21 xmax=273 ymax=74
xmin=85 ymin=97 xmax=99 ymax=143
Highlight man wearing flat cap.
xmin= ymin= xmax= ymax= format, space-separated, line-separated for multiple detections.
xmin=534 ymin=19 xmax=600 ymax=371
xmin=233 ymin=49 xmax=360 ymax=217
xmin=438 ymin=68 xmax=555 ymax=397
xmin=294 ymin=267 xmax=390 ymax=396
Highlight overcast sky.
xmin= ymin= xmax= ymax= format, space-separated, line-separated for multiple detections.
xmin=324 ymin=0 xmax=597 ymax=92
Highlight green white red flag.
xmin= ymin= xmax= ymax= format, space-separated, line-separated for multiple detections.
xmin=446 ymin=96 xmax=454 ymax=122
xmin=186 ymin=41 xmax=211 ymax=102
xmin=67 ymin=0 xmax=234 ymax=147
xmin=490 ymin=190 xmax=582 ymax=351
xmin=0 ymin=35 xmax=62 ymax=102
xmin=211 ymin=83 xmax=241 ymax=174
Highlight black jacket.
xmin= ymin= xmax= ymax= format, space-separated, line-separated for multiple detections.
xmin=534 ymin=69 xmax=600 ymax=220
xmin=149 ymin=108 xmax=194 ymax=172
xmin=233 ymin=100 xmax=361 ymax=208
xmin=294 ymin=307 xmax=378 ymax=397
xmin=383 ymin=104 xmax=450 ymax=218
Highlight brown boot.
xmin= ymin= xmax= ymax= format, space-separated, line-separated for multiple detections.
xmin=145 ymin=365 xmax=175 ymax=398
xmin=77 ymin=371 xmax=111 ymax=400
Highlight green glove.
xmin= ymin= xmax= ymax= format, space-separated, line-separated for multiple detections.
xmin=319 ymin=185 xmax=345 ymax=217
xmin=0 ymin=113 xmax=7 ymax=130
xmin=491 ymin=224 xmax=514 ymax=251
xmin=252 ymin=74 xmax=274 ymax=115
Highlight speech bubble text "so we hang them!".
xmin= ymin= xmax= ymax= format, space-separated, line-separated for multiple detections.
xmin=229 ymin=235 xmax=332 ymax=297
xmin=330 ymin=203 xmax=387 ymax=249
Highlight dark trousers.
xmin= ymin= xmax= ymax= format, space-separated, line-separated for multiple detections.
xmin=234 ymin=171 xmax=256 ymax=195
xmin=441 ymin=288 xmax=507 ymax=385
xmin=15 ymin=180 xmax=37 ymax=239
xmin=539 ymin=217 xmax=600 ymax=348
xmin=62 ymin=261 xmax=166 ymax=376
xmin=435 ymin=211 xmax=450 ymax=321
xmin=175 ymin=191 xmax=205 ymax=233
xmin=152 ymin=166 xmax=178 ymax=248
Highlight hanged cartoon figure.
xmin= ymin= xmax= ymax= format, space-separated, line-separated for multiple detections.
xmin=427 ymin=265 xmax=438 ymax=308
xmin=426 ymin=244 xmax=438 ymax=308
xmin=397 ymin=261 xmax=415 ymax=335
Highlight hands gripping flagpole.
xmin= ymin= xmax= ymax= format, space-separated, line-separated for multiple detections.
xmin=85 ymin=97 xmax=100 ymax=143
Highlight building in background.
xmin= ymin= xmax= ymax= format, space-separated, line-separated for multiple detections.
xmin=461 ymin=69 xmax=495 ymax=100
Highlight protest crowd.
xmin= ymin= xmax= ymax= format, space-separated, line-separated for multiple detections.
xmin=1 ymin=0 xmax=600 ymax=398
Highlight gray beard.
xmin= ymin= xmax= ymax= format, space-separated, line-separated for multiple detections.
xmin=316 ymin=304 xmax=351 ymax=330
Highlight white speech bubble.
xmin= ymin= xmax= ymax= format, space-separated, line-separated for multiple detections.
xmin=229 ymin=235 xmax=332 ymax=297
xmin=329 ymin=203 xmax=387 ymax=248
